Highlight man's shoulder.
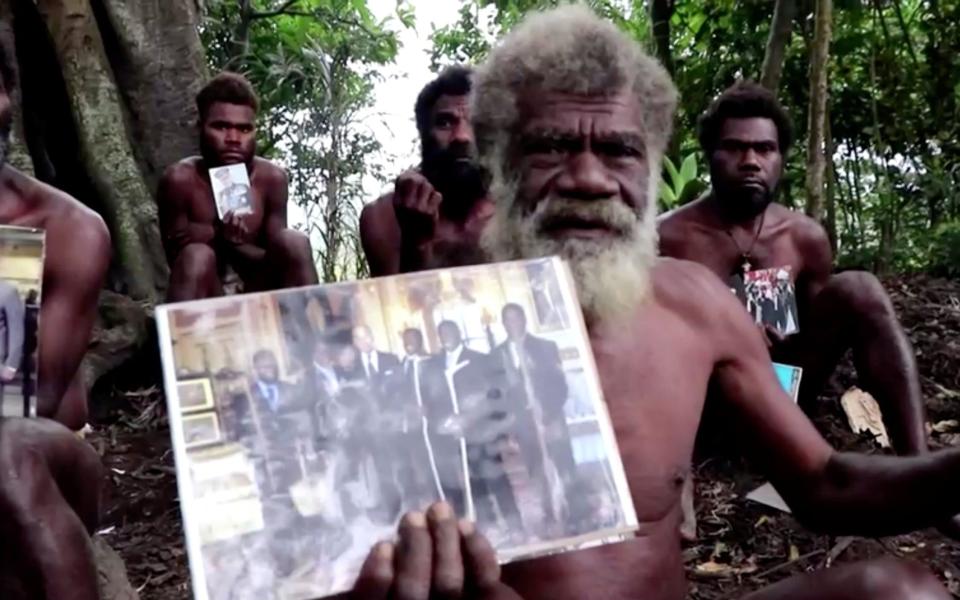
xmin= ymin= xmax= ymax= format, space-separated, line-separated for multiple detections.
xmin=161 ymin=157 xmax=204 ymax=183
xmin=776 ymin=205 xmax=830 ymax=247
xmin=251 ymin=157 xmax=287 ymax=186
xmin=656 ymin=198 xmax=711 ymax=250
xmin=360 ymin=191 xmax=396 ymax=221
xmin=0 ymin=279 xmax=16 ymax=296
xmin=651 ymin=258 xmax=739 ymax=317
xmin=463 ymin=348 xmax=487 ymax=361
xmin=16 ymin=174 xmax=110 ymax=251
xmin=526 ymin=333 xmax=556 ymax=349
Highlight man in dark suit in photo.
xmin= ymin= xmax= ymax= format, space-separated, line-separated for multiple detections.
xmin=230 ymin=348 xmax=315 ymax=577
xmin=494 ymin=303 xmax=577 ymax=525
xmin=422 ymin=320 xmax=523 ymax=533
xmin=0 ymin=279 xmax=24 ymax=413
xmin=352 ymin=325 xmax=400 ymax=389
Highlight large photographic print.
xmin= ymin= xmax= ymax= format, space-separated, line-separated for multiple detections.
xmin=158 ymin=257 xmax=637 ymax=600
xmin=0 ymin=226 xmax=44 ymax=418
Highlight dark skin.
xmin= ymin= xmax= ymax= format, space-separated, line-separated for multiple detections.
xmin=352 ymin=92 xmax=957 ymax=599
xmin=360 ymin=94 xmax=494 ymax=276
xmin=158 ymin=101 xmax=317 ymax=301
xmin=658 ymin=117 xmax=928 ymax=456
xmin=659 ymin=117 xmax=960 ymax=535
xmin=0 ymin=85 xmax=111 ymax=430
xmin=0 ymin=418 xmax=104 ymax=600
xmin=402 ymin=330 xmax=425 ymax=356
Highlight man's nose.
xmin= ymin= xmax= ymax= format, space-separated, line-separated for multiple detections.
xmin=738 ymin=149 xmax=761 ymax=171
xmin=451 ymin=120 xmax=473 ymax=145
xmin=556 ymin=151 xmax=618 ymax=200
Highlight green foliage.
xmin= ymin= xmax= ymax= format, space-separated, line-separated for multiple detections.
xmin=658 ymin=153 xmax=707 ymax=211
xmin=430 ymin=0 xmax=960 ymax=277
xmin=428 ymin=0 xmax=648 ymax=71
xmin=928 ymin=221 xmax=960 ymax=279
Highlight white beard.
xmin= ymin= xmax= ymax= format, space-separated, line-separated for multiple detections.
xmin=482 ymin=176 xmax=659 ymax=325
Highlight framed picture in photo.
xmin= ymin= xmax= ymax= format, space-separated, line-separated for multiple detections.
xmin=178 ymin=378 xmax=215 ymax=414
xmin=182 ymin=412 xmax=222 ymax=449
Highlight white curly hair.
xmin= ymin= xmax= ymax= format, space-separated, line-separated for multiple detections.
xmin=473 ymin=4 xmax=678 ymax=322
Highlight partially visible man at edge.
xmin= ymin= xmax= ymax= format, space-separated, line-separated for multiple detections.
xmin=0 ymin=30 xmax=115 ymax=600
xmin=159 ymin=72 xmax=318 ymax=301
xmin=350 ymin=6 xmax=959 ymax=599
xmin=0 ymin=29 xmax=110 ymax=430
xmin=360 ymin=66 xmax=493 ymax=276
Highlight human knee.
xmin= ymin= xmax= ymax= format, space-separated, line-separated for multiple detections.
xmin=825 ymin=271 xmax=894 ymax=321
xmin=270 ymin=229 xmax=313 ymax=264
xmin=853 ymin=558 xmax=950 ymax=600
xmin=175 ymin=243 xmax=218 ymax=280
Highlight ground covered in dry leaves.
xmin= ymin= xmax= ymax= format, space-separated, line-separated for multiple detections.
xmin=89 ymin=275 xmax=960 ymax=599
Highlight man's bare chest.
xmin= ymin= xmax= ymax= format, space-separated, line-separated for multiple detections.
xmin=589 ymin=316 xmax=712 ymax=520
xmin=188 ymin=179 xmax=266 ymax=226
xmin=686 ymin=229 xmax=804 ymax=283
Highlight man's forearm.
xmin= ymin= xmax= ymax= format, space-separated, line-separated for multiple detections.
xmin=790 ymin=448 xmax=960 ymax=536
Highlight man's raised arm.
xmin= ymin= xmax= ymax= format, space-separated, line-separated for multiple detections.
xmin=38 ymin=211 xmax=110 ymax=428
xmin=711 ymin=267 xmax=960 ymax=537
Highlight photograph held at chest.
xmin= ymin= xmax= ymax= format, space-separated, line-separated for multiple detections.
xmin=157 ymin=257 xmax=635 ymax=600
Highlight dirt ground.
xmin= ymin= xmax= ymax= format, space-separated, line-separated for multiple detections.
xmin=88 ymin=275 xmax=960 ymax=599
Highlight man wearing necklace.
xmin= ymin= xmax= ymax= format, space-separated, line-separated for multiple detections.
xmin=658 ymin=81 xmax=929 ymax=464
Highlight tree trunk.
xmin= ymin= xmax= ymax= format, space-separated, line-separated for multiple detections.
xmin=804 ymin=0 xmax=832 ymax=220
xmin=31 ymin=0 xmax=166 ymax=300
xmin=649 ymin=0 xmax=674 ymax=76
xmin=93 ymin=0 xmax=208 ymax=188
xmin=824 ymin=108 xmax=838 ymax=254
xmin=0 ymin=1 xmax=33 ymax=176
xmin=1 ymin=0 xmax=207 ymax=389
xmin=760 ymin=0 xmax=796 ymax=91
xmin=649 ymin=0 xmax=679 ymax=161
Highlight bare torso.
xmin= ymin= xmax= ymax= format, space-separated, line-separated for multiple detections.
xmin=0 ymin=166 xmax=110 ymax=428
xmin=360 ymin=191 xmax=494 ymax=276
xmin=158 ymin=156 xmax=285 ymax=261
xmin=658 ymin=197 xmax=826 ymax=301
xmin=504 ymin=259 xmax=720 ymax=600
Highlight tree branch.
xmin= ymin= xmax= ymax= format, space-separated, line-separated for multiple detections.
xmin=250 ymin=0 xmax=301 ymax=20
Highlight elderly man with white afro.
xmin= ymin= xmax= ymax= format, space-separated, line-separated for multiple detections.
xmin=475 ymin=4 xmax=678 ymax=321
xmin=349 ymin=6 xmax=960 ymax=600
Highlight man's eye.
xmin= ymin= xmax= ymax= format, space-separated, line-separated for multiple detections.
xmin=598 ymin=143 xmax=642 ymax=158
xmin=524 ymin=139 xmax=567 ymax=156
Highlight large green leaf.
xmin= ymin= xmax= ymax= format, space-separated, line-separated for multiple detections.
xmin=679 ymin=153 xmax=698 ymax=188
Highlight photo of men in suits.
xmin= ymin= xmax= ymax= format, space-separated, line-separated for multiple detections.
xmin=229 ymin=349 xmax=318 ymax=577
xmin=494 ymin=303 xmax=578 ymax=527
xmin=0 ymin=278 xmax=24 ymax=414
xmin=421 ymin=320 xmax=524 ymax=534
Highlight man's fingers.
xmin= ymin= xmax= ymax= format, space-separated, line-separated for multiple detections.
xmin=394 ymin=511 xmax=432 ymax=600
xmin=428 ymin=502 xmax=464 ymax=599
xmin=427 ymin=191 xmax=443 ymax=216
xmin=413 ymin=180 xmax=435 ymax=214
xmin=353 ymin=541 xmax=394 ymax=600
xmin=460 ymin=520 xmax=501 ymax=592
